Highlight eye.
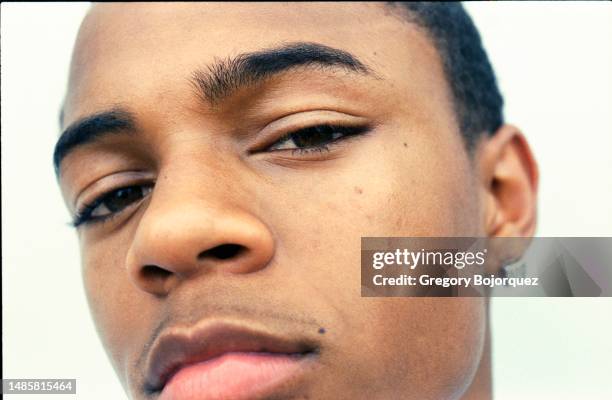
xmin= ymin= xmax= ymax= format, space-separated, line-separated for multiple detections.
xmin=267 ymin=124 xmax=370 ymax=153
xmin=73 ymin=184 xmax=153 ymax=227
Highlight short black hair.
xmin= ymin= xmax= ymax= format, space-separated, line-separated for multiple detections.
xmin=391 ymin=2 xmax=504 ymax=147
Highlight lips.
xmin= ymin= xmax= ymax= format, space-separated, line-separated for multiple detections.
xmin=144 ymin=320 xmax=319 ymax=399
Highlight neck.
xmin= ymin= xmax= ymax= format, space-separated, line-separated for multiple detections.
xmin=461 ymin=310 xmax=492 ymax=400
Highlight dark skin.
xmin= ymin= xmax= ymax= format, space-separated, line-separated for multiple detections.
xmin=57 ymin=3 xmax=538 ymax=399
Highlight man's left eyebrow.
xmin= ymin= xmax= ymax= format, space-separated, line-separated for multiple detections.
xmin=191 ymin=41 xmax=375 ymax=104
xmin=53 ymin=108 xmax=136 ymax=176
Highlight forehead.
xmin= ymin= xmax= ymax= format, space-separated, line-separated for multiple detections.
xmin=64 ymin=2 xmax=443 ymax=125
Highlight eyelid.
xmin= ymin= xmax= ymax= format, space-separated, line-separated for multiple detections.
xmin=73 ymin=171 xmax=156 ymax=216
xmin=73 ymin=184 xmax=153 ymax=227
xmin=249 ymin=110 xmax=371 ymax=153
xmin=268 ymin=124 xmax=370 ymax=153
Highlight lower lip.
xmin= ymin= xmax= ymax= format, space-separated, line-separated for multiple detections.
xmin=158 ymin=352 xmax=310 ymax=400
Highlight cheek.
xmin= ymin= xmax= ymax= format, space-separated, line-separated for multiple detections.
xmin=278 ymin=135 xmax=478 ymax=242
xmin=80 ymin=234 xmax=154 ymax=389
xmin=357 ymin=298 xmax=487 ymax=399
xmin=268 ymin=132 xmax=479 ymax=288
xmin=262 ymin=133 xmax=484 ymax=397
xmin=368 ymin=143 xmax=479 ymax=237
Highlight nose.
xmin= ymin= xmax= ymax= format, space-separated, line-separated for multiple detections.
xmin=126 ymin=192 xmax=275 ymax=296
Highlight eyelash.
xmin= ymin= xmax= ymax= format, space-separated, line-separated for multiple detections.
xmin=264 ymin=123 xmax=371 ymax=154
xmin=72 ymin=184 xmax=153 ymax=228
xmin=73 ymin=123 xmax=371 ymax=227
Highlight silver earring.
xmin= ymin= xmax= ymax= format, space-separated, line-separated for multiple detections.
xmin=501 ymin=260 xmax=526 ymax=279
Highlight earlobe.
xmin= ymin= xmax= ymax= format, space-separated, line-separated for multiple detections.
xmin=477 ymin=124 xmax=539 ymax=238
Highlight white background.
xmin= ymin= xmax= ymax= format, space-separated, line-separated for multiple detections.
xmin=2 ymin=3 xmax=611 ymax=399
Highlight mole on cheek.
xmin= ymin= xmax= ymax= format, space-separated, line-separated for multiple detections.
xmin=318 ymin=327 xmax=326 ymax=334
xmin=403 ymin=142 xmax=407 ymax=147
xmin=354 ymin=186 xmax=363 ymax=195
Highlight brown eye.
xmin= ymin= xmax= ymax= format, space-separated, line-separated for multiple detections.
xmin=92 ymin=186 xmax=151 ymax=217
xmin=73 ymin=181 xmax=155 ymax=228
xmin=290 ymin=125 xmax=341 ymax=148
xmin=267 ymin=124 xmax=370 ymax=152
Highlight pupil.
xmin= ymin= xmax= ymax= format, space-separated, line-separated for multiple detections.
xmin=105 ymin=187 xmax=141 ymax=212
xmin=292 ymin=126 xmax=335 ymax=148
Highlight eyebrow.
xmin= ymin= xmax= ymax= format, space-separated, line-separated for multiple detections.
xmin=191 ymin=41 xmax=373 ymax=104
xmin=53 ymin=108 xmax=135 ymax=175
xmin=54 ymin=42 xmax=372 ymax=175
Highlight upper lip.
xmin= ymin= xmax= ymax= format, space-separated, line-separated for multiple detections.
xmin=143 ymin=320 xmax=318 ymax=393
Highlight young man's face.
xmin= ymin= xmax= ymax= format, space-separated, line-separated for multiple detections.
xmin=56 ymin=3 xmax=534 ymax=400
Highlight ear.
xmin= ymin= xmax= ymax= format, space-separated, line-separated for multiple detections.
xmin=477 ymin=124 xmax=539 ymax=238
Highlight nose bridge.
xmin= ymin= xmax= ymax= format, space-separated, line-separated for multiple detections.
xmin=125 ymin=160 xmax=275 ymax=295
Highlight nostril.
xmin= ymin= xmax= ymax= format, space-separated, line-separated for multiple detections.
xmin=140 ymin=265 xmax=172 ymax=281
xmin=199 ymin=244 xmax=245 ymax=260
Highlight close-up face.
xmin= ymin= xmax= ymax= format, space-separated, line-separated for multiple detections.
xmin=55 ymin=3 xmax=537 ymax=400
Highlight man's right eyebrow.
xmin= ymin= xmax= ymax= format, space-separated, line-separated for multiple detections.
xmin=53 ymin=108 xmax=136 ymax=176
